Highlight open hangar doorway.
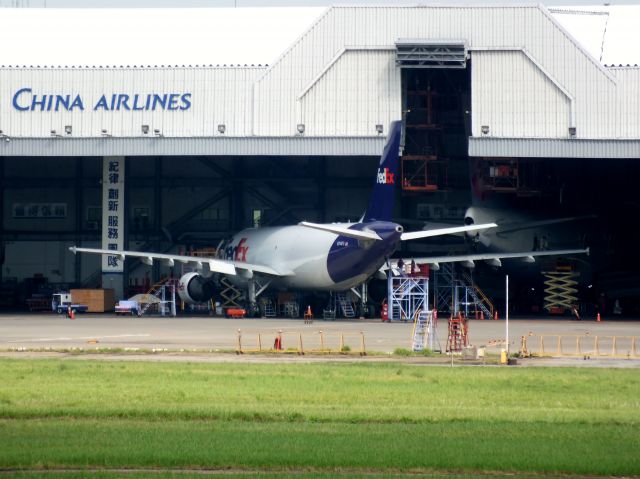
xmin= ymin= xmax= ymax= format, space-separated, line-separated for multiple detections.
xmin=0 ymin=154 xmax=380 ymax=312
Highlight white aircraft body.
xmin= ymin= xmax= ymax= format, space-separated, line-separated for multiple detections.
xmin=70 ymin=121 xmax=587 ymax=311
xmin=463 ymin=206 xmax=594 ymax=253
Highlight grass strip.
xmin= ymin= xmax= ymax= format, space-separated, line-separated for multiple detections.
xmin=1 ymin=418 xmax=638 ymax=476
xmin=0 ymin=359 xmax=638 ymax=477
xmin=1 ymin=360 xmax=638 ymax=425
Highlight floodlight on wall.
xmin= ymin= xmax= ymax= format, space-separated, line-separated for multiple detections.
xmin=101 ymin=129 xmax=111 ymax=137
xmin=481 ymin=125 xmax=490 ymax=135
xmin=297 ymin=123 xmax=305 ymax=134
xmin=50 ymin=129 xmax=62 ymax=138
xmin=154 ymin=128 xmax=163 ymax=137
xmin=141 ymin=124 xmax=149 ymax=135
xmin=375 ymin=124 xmax=384 ymax=135
xmin=217 ymin=124 xmax=226 ymax=134
xmin=64 ymin=125 xmax=72 ymax=135
xmin=568 ymin=126 xmax=577 ymax=138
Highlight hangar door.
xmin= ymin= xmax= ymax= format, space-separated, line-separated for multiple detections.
xmin=395 ymin=40 xmax=471 ymax=193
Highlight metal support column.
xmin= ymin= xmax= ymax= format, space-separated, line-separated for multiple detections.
xmin=318 ymin=157 xmax=326 ymax=223
xmin=232 ymin=157 xmax=245 ymax=231
xmin=0 ymin=157 xmax=4 ymax=284
xmin=152 ymin=157 xmax=162 ymax=283
xmin=123 ymin=157 xmax=130 ymax=297
xmin=74 ymin=157 xmax=83 ymax=285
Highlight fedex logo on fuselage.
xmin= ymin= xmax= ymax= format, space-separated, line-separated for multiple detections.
xmin=377 ymin=167 xmax=395 ymax=185
xmin=224 ymin=237 xmax=249 ymax=262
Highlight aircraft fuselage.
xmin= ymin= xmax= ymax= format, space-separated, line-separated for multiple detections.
xmin=218 ymin=221 xmax=402 ymax=291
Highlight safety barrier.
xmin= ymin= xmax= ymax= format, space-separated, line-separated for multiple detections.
xmin=520 ymin=334 xmax=639 ymax=359
xmin=236 ymin=329 xmax=367 ymax=355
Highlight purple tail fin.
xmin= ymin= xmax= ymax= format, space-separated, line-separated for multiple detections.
xmin=362 ymin=121 xmax=402 ymax=222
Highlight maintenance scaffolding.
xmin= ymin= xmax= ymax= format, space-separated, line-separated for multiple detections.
xmin=387 ymin=274 xmax=429 ymax=321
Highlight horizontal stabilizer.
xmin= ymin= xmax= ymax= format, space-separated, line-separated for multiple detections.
xmin=400 ymin=223 xmax=497 ymax=241
xmin=298 ymin=221 xmax=382 ymax=241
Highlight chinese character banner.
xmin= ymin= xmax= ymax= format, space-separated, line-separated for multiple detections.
xmin=101 ymin=156 xmax=124 ymax=273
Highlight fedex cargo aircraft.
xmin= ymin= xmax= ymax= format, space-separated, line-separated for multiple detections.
xmin=70 ymin=121 xmax=587 ymax=313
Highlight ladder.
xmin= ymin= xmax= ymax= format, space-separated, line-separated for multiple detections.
xmin=447 ymin=315 xmax=468 ymax=352
xmin=323 ymin=293 xmax=336 ymax=320
xmin=461 ymin=272 xmax=494 ymax=319
xmin=139 ymin=278 xmax=178 ymax=317
xmin=260 ymin=298 xmax=276 ymax=318
xmin=433 ymin=263 xmax=456 ymax=314
xmin=411 ymin=310 xmax=441 ymax=352
xmin=336 ymin=292 xmax=356 ymax=318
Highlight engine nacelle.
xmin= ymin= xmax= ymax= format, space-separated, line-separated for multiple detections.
xmin=177 ymin=272 xmax=217 ymax=305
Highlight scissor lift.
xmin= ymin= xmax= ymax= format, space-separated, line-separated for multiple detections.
xmin=543 ymin=265 xmax=579 ymax=314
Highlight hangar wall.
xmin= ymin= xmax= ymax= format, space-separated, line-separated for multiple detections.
xmin=472 ymin=50 xmax=571 ymax=138
xmin=0 ymin=67 xmax=261 ymax=138
xmin=253 ymin=5 xmax=625 ymax=140
xmin=298 ymin=49 xmax=400 ymax=136
xmin=2 ymin=5 xmax=639 ymax=146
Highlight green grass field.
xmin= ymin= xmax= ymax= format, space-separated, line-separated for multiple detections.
xmin=0 ymin=358 xmax=638 ymax=478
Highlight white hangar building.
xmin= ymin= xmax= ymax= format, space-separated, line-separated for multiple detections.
xmin=1 ymin=4 xmax=639 ymax=308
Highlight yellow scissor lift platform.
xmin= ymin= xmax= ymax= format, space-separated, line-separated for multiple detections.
xmin=543 ymin=265 xmax=579 ymax=314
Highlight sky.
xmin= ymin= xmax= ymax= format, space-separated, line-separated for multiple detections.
xmin=3 ymin=0 xmax=640 ymax=6
xmin=0 ymin=3 xmax=639 ymax=66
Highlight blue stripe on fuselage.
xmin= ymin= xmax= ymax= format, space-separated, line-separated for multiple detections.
xmin=326 ymin=222 xmax=401 ymax=285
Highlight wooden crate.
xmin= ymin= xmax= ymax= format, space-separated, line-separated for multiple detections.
xmin=70 ymin=289 xmax=115 ymax=313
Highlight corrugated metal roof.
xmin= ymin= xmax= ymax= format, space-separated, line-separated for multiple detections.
xmin=0 ymin=65 xmax=269 ymax=69
xmin=0 ymin=136 xmax=386 ymax=157
xmin=0 ymin=7 xmax=325 ymax=67
xmin=469 ymin=137 xmax=640 ymax=158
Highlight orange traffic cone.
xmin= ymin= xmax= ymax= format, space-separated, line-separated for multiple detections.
xmin=596 ymin=313 xmax=601 ymax=322
xmin=493 ymin=311 xmax=499 ymax=320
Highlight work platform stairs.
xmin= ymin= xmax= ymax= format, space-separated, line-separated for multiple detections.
xmin=260 ymin=298 xmax=277 ymax=318
xmin=387 ymin=274 xmax=429 ymax=321
xmin=335 ymin=292 xmax=356 ymax=318
xmin=139 ymin=277 xmax=178 ymax=317
xmin=411 ymin=310 xmax=441 ymax=353
xmin=434 ymin=264 xmax=493 ymax=318
xmin=461 ymin=272 xmax=494 ymax=320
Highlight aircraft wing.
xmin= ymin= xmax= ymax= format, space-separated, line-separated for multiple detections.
xmin=400 ymin=223 xmax=497 ymax=241
xmin=494 ymin=215 xmax=596 ymax=235
xmin=382 ymin=247 xmax=589 ymax=270
xmin=68 ymin=247 xmax=294 ymax=277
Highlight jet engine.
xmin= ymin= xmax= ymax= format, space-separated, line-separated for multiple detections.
xmin=177 ymin=272 xmax=217 ymax=305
